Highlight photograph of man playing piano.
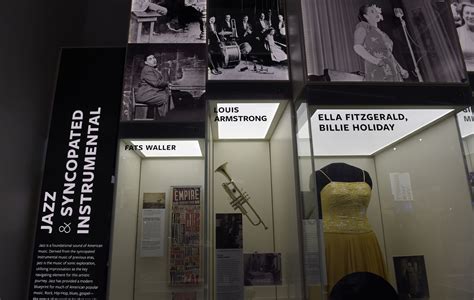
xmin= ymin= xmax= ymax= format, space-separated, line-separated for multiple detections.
xmin=129 ymin=0 xmax=206 ymax=44
xmin=121 ymin=44 xmax=206 ymax=122
xmin=207 ymin=0 xmax=288 ymax=80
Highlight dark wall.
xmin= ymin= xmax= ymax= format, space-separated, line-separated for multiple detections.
xmin=0 ymin=0 xmax=129 ymax=298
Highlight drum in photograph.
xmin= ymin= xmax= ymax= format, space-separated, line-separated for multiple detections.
xmin=221 ymin=42 xmax=241 ymax=68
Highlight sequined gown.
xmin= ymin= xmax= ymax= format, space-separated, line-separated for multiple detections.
xmin=319 ymin=170 xmax=388 ymax=292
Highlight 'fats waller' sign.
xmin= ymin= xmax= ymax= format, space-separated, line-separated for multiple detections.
xmin=29 ymin=48 xmax=125 ymax=299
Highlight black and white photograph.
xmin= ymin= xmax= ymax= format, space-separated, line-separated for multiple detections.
xmin=215 ymin=213 xmax=243 ymax=249
xmin=450 ymin=0 xmax=474 ymax=72
xmin=121 ymin=44 xmax=206 ymax=122
xmin=128 ymin=0 xmax=206 ymax=43
xmin=301 ymin=0 xmax=467 ymax=83
xmin=393 ymin=256 xmax=430 ymax=300
xmin=207 ymin=0 xmax=289 ymax=80
xmin=244 ymin=253 xmax=282 ymax=286
xmin=143 ymin=192 xmax=166 ymax=209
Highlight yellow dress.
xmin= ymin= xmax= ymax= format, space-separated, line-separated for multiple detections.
xmin=319 ymin=170 xmax=388 ymax=292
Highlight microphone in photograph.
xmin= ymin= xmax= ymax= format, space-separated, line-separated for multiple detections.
xmin=394 ymin=7 xmax=424 ymax=82
xmin=394 ymin=8 xmax=404 ymax=18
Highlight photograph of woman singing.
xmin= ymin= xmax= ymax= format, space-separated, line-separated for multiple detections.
xmin=301 ymin=0 xmax=467 ymax=83
xmin=354 ymin=4 xmax=408 ymax=81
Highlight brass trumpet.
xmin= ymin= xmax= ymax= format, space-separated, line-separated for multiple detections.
xmin=215 ymin=162 xmax=268 ymax=230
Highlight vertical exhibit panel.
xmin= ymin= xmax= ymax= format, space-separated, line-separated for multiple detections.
xmin=28 ymin=48 xmax=125 ymax=299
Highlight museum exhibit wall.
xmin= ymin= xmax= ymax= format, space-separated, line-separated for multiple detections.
xmin=6 ymin=0 xmax=472 ymax=298
xmin=375 ymin=116 xmax=474 ymax=300
xmin=212 ymin=104 xmax=303 ymax=299
xmin=108 ymin=142 xmax=142 ymax=300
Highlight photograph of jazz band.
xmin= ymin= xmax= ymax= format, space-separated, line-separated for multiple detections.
xmin=301 ymin=0 xmax=467 ymax=83
xmin=121 ymin=44 xmax=206 ymax=122
xmin=451 ymin=0 xmax=474 ymax=71
xmin=128 ymin=0 xmax=206 ymax=43
xmin=207 ymin=0 xmax=289 ymax=80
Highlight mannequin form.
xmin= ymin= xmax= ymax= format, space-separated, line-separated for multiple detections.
xmin=315 ymin=162 xmax=372 ymax=195
xmin=314 ymin=163 xmax=388 ymax=292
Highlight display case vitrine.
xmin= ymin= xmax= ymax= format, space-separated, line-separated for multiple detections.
xmin=295 ymin=103 xmax=474 ymax=300
xmin=108 ymin=139 xmax=207 ymax=300
xmin=207 ymin=100 xmax=303 ymax=299
xmin=107 ymin=99 xmax=305 ymax=300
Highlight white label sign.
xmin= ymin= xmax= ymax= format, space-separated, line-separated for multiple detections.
xmin=299 ymin=109 xmax=453 ymax=156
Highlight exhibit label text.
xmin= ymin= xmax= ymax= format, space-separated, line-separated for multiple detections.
xmin=40 ymin=108 xmax=102 ymax=235
xmin=317 ymin=113 xmax=408 ymax=133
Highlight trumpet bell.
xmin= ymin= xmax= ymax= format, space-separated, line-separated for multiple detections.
xmin=215 ymin=162 xmax=232 ymax=181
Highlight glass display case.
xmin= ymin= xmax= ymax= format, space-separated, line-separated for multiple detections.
xmin=108 ymin=139 xmax=208 ymax=299
xmin=207 ymin=100 xmax=303 ymax=299
xmin=295 ymin=102 xmax=474 ymax=300
xmin=107 ymin=99 xmax=306 ymax=299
